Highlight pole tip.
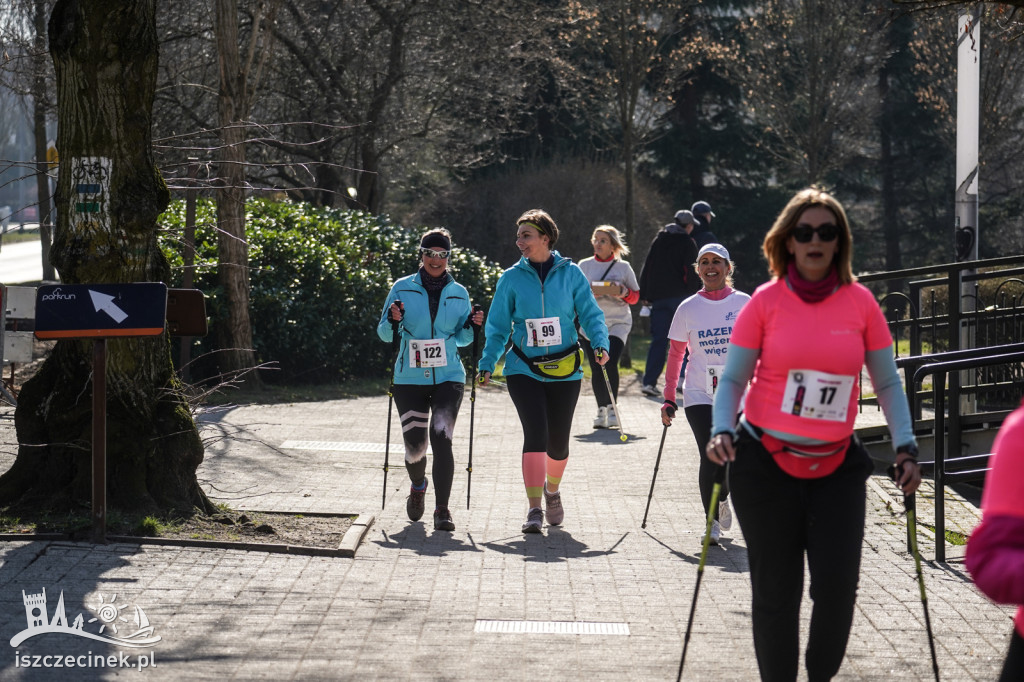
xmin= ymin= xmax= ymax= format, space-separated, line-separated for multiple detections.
xmin=620 ymin=434 xmax=628 ymax=442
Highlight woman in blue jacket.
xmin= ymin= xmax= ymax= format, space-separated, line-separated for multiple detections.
xmin=478 ymin=209 xmax=610 ymax=533
xmin=377 ymin=229 xmax=483 ymax=532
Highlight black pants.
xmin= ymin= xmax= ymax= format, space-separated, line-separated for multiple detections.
xmin=392 ymin=382 xmax=464 ymax=509
xmin=684 ymin=404 xmax=729 ymax=518
xmin=581 ymin=335 xmax=625 ymax=406
xmin=506 ymin=374 xmax=581 ymax=460
xmin=1001 ymin=628 xmax=1024 ymax=682
xmin=729 ymin=427 xmax=873 ymax=682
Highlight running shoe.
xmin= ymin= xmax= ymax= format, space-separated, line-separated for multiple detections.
xmin=702 ymin=519 xmax=721 ymax=546
xmin=718 ymin=499 xmax=733 ymax=531
xmin=593 ymin=406 xmax=608 ymax=429
xmin=522 ymin=507 xmax=544 ymax=533
xmin=605 ymin=405 xmax=619 ymax=429
xmin=433 ymin=507 xmax=455 ymax=532
xmin=543 ymin=485 xmax=564 ymax=526
xmin=407 ymin=480 xmax=427 ymax=522
xmin=641 ymin=384 xmax=659 ymax=397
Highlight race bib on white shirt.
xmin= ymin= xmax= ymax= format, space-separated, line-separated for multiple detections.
xmin=409 ymin=339 xmax=447 ymax=368
xmin=525 ymin=317 xmax=563 ymax=347
xmin=780 ymin=369 xmax=855 ymax=422
xmin=706 ymin=365 xmax=725 ymax=395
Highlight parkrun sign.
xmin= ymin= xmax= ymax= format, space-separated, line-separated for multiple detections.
xmin=11 ymin=587 xmax=160 ymax=671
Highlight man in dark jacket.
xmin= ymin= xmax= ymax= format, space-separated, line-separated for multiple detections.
xmin=638 ymin=211 xmax=700 ymax=396
xmin=689 ymin=200 xmax=718 ymax=250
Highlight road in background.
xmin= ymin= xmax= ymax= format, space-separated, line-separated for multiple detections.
xmin=0 ymin=235 xmax=45 ymax=284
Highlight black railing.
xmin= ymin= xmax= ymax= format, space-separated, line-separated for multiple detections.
xmin=910 ymin=350 xmax=1024 ymax=562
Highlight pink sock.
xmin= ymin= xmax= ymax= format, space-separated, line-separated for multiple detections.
xmin=522 ymin=451 xmax=547 ymax=499
xmin=546 ymin=456 xmax=568 ymax=491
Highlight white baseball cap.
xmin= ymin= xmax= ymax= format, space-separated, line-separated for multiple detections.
xmin=697 ymin=243 xmax=729 ymax=260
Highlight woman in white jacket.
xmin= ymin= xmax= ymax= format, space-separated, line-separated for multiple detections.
xmin=578 ymin=225 xmax=640 ymax=429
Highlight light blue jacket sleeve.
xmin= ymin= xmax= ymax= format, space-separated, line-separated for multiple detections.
xmin=711 ymin=344 xmax=759 ymax=438
xmin=479 ymin=272 xmax=514 ymax=374
xmin=376 ymin=283 xmax=402 ymax=343
xmin=865 ymin=347 xmax=917 ymax=450
xmin=453 ymin=286 xmax=475 ymax=348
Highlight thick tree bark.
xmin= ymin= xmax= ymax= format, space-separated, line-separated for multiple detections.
xmin=0 ymin=0 xmax=211 ymax=515
xmin=32 ymin=0 xmax=55 ymax=282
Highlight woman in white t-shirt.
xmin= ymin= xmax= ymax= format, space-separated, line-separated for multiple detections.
xmin=578 ymin=225 xmax=640 ymax=429
xmin=659 ymin=243 xmax=749 ymax=545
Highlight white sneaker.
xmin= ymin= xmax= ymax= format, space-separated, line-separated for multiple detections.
xmin=702 ymin=519 xmax=721 ymax=546
xmin=718 ymin=499 xmax=732 ymax=530
xmin=593 ymin=406 xmax=608 ymax=429
xmin=605 ymin=405 xmax=619 ymax=429
xmin=641 ymin=384 xmax=659 ymax=397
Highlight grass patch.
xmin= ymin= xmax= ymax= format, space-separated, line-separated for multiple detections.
xmin=0 ymin=229 xmax=41 ymax=244
xmin=918 ymin=521 xmax=968 ymax=546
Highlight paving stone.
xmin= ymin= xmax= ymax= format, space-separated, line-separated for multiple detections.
xmin=0 ymin=390 xmax=1014 ymax=680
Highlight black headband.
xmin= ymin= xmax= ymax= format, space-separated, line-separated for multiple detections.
xmin=420 ymin=233 xmax=451 ymax=251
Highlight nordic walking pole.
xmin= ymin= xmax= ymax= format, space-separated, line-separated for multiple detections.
xmin=889 ymin=460 xmax=940 ymax=681
xmin=467 ymin=304 xmax=482 ymax=510
xmin=382 ymin=300 xmax=402 ymax=510
xmin=598 ymin=351 xmax=627 ymax=442
xmin=641 ymin=422 xmax=670 ymax=528
xmin=677 ymin=463 xmax=727 ymax=681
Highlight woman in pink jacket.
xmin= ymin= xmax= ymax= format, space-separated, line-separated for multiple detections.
xmin=966 ymin=399 xmax=1024 ymax=681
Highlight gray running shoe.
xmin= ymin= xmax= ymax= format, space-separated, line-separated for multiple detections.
xmin=544 ymin=485 xmax=564 ymax=526
xmin=433 ymin=507 xmax=455 ymax=532
xmin=522 ymin=507 xmax=544 ymax=533
xmin=702 ymin=519 xmax=721 ymax=546
xmin=605 ymin=405 xmax=619 ymax=429
xmin=641 ymin=384 xmax=659 ymax=397
xmin=407 ymin=480 xmax=427 ymax=522
xmin=718 ymin=499 xmax=732 ymax=530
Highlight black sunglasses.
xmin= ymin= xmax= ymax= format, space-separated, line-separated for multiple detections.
xmin=791 ymin=223 xmax=839 ymax=243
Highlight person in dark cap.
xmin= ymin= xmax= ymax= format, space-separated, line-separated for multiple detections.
xmin=690 ymin=201 xmax=718 ymax=249
xmin=638 ymin=210 xmax=700 ymax=396
xmin=377 ymin=228 xmax=484 ymax=532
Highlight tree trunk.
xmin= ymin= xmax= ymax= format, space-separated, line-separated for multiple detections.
xmin=32 ymin=0 xmax=55 ymax=282
xmin=0 ymin=0 xmax=211 ymax=515
xmin=213 ymin=0 xmax=261 ymax=377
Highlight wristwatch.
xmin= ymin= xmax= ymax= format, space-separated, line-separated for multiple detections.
xmin=896 ymin=444 xmax=919 ymax=460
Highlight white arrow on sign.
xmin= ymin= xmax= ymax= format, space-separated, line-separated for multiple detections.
xmin=88 ymin=290 xmax=129 ymax=323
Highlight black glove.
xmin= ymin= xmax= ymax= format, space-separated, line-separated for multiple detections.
xmin=661 ymin=399 xmax=677 ymax=418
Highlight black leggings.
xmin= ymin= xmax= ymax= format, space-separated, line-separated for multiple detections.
xmin=728 ymin=427 xmax=873 ymax=682
xmin=684 ymin=404 xmax=729 ymax=517
xmin=392 ymin=382 xmax=464 ymax=509
xmin=506 ymin=374 xmax=581 ymax=460
xmin=581 ymin=335 xmax=625 ymax=406
xmin=1001 ymin=629 xmax=1024 ymax=682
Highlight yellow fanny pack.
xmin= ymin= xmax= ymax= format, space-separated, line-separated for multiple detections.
xmin=512 ymin=344 xmax=582 ymax=379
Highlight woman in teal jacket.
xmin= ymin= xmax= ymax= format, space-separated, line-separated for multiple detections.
xmin=377 ymin=228 xmax=483 ymax=532
xmin=479 ymin=209 xmax=610 ymax=533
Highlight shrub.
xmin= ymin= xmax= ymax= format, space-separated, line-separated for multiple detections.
xmin=159 ymin=199 xmax=502 ymax=383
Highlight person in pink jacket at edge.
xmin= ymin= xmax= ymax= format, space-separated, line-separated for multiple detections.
xmin=966 ymin=398 xmax=1024 ymax=681
xmin=660 ymin=242 xmax=750 ymax=546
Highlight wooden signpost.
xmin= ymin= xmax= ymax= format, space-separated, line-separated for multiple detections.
xmin=35 ymin=283 xmax=170 ymax=542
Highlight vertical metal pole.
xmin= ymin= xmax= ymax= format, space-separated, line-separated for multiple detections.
xmin=92 ymin=339 xmax=107 ymax=543
xmin=956 ymin=11 xmax=980 ymax=417
xmin=179 ymin=160 xmax=199 ymax=382
xmin=934 ymin=372 xmax=946 ymax=563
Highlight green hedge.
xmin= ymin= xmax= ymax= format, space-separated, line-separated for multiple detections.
xmin=159 ymin=199 xmax=503 ymax=383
